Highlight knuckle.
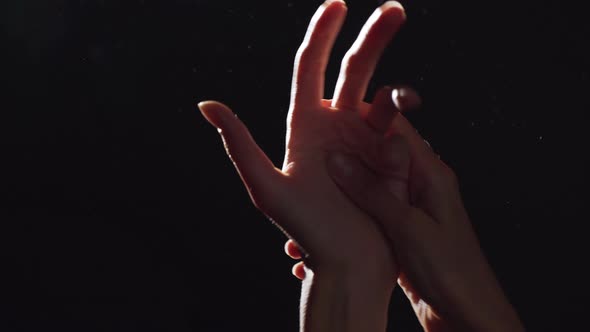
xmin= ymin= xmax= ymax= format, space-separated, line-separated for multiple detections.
xmin=342 ymin=51 xmax=363 ymax=72
xmin=295 ymin=46 xmax=323 ymax=72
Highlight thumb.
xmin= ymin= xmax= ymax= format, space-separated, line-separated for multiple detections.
xmin=327 ymin=150 xmax=435 ymax=246
xmin=198 ymin=100 xmax=283 ymax=211
xmin=378 ymin=134 xmax=411 ymax=203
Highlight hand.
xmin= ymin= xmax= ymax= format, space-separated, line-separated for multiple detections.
xmin=285 ymin=86 xmax=421 ymax=279
xmin=199 ymin=1 xmax=407 ymax=332
xmin=323 ymin=113 xmax=526 ymax=332
xmin=199 ymin=1 xmax=410 ymax=331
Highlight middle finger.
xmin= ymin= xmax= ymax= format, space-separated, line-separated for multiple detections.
xmin=332 ymin=1 xmax=406 ymax=109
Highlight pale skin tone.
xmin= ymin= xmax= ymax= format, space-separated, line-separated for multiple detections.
xmin=286 ymin=110 xmax=526 ymax=332
xmin=200 ymin=1 xmax=406 ymax=331
xmin=199 ymin=0 xmax=525 ymax=331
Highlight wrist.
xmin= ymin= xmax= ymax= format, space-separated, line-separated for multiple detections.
xmin=300 ymin=265 xmax=394 ymax=332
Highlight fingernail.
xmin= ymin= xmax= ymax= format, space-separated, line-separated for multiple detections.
xmin=197 ymin=100 xmax=211 ymax=115
xmin=325 ymin=0 xmax=346 ymax=7
xmin=379 ymin=1 xmax=406 ymax=19
xmin=197 ymin=101 xmax=210 ymax=113
xmin=392 ymin=88 xmax=421 ymax=111
xmin=197 ymin=101 xmax=224 ymax=129
xmin=380 ymin=1 xmax=403 ymax=9
xmin=391 ymin=89 xmax=402 ymax=110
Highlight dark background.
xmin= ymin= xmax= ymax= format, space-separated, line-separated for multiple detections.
xmin=1 ymin=0 xmax=588 ymax=331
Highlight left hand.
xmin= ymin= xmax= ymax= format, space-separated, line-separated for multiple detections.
xmin=199 ymin=0 xmax=408 ymax=285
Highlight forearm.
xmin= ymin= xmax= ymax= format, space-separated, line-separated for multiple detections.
xmin=436 ymin=262 xmax=525 ymax=332
xmin=452 ymin=281 xmax=524 ymax=332
xmin=299 ymin=266 xmax=393 ymax=332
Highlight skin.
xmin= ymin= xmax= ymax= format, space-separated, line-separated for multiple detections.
xmin=200 ymin=0 xmax=405 ymax=279
xmin=199 ymin=1 xmax=410 ymax=331
xmin=287 ymin=118 xmax=526 ymax=332
xmin=200 ymin=0 xmax=524 ymax=331
xmin=283 ymin=31 xmax=525 ymax=332
xmin=324 ymin=116 xmax=527 ymax=332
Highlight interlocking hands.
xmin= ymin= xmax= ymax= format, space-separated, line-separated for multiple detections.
xmin=199 ymin=1 xmax=524 ymax=331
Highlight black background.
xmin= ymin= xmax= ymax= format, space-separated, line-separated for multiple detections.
xmin=1 ymin=0 xmax=588 ymax=331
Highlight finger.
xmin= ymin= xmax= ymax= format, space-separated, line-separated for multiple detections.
xmin=387 ymin=86 xmax=429 ymax=158
xmin=284 ymin=239 xmax=303 ymax=260
xmin=389 ymin=112 xmax=457 ymax=186
xmin=332 ymin=1 xmax=406 ymax=109
xmin=398 ymin=273 xmax=421 ymax=305
xmin=292 ymin=261 xmax=306 ymax=280
xmin=291 ymin=0 xmax=347 ymax=109
xmin=326 ymin=150 xmax=435 ymax=242
xmin=392 ymin=86 xmax=422 ymax=112
xmin=389 ymin=113 xmax=438 ymax=165
xmin=377 ymin=135 xmax=411 ymax=203
xmin=366 ymin=85 xmax=422 ymax=134
xmin=199 ymin=101 xmax=283 ymax=210
xmin=366 ymin=86 xmax=399 ymax=134
xmin=390 ymin=113 xmax=462 ymax=218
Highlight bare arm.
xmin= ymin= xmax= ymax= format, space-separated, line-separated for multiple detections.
xmin=199 ymin=1 xmax=409 ymax=331
xmin=300 ymin=266 xmax=393 ymax=332
xmin=325 ymin=112 xmax=526 ymax=332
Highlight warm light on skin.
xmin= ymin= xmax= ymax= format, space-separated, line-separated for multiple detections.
xmin=332 ymin=1 xmax=406 ymax=109
xmin=200 ymin=0 xmax=525 ymax=331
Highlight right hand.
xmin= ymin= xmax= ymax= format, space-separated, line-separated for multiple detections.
xmin=286 ymin=105 xmax=525 ymax=332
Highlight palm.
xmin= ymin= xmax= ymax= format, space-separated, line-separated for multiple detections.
xmin=285 ymin=102 xmax=377 ymax=168
xmin=280 ymin=100 xmax=393 ymax=271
